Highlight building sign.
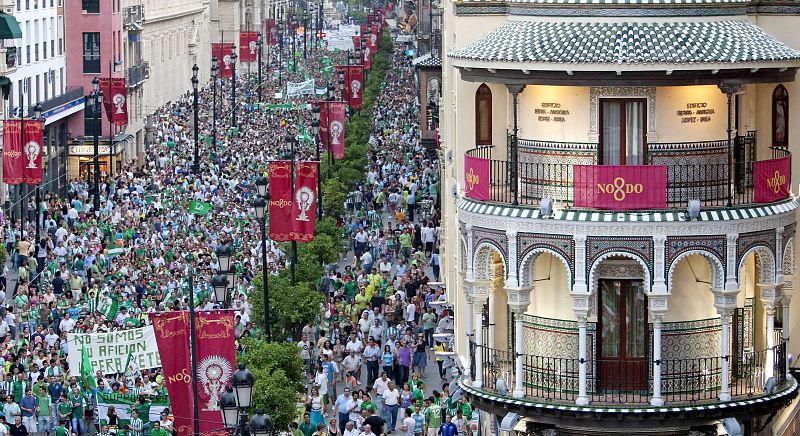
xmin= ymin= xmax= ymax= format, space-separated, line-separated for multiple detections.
xmin=753 ymin=155 xmax=791 ymax=203
xmin=676 ymin=102 xmax=715 ymax=124
xmin=534 ymin=102 xmax=570 ymax=122
xmin=69 ymin=145 xmax=112 ymax=156
xmin=574 ymin=165 xmax=667 ymax=210
xmin=464 ymin=154 xmax=489 ymax=201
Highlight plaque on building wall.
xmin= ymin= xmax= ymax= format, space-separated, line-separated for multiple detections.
xmin=676 ymin=102 xmax=715 ymax=124
xmin=534 ymin=102 xmax=570 ymax=122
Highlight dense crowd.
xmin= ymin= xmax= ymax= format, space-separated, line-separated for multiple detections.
xmin=0 ymin=19 xmax=358 ymax=436
xmin=294 ymin=35 xmax=469 ymax=436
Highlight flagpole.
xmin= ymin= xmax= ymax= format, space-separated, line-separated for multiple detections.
xmin=188 ymin=271 xmax=201 ymax=436
xmin=289 ymin=134 xmax=297 ymax=286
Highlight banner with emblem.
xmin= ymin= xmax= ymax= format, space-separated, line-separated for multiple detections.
xmin=149 ymin=312 xmax=194 ymax=436
xmin=265 ymin=19 xmax=277 ymax=45
xmin=196 ymin=311 xmax=236 ymax=436
xmin=464 ymin=155 xmax=489 ymax=201
xmin=574 ymin=165 xmax=667 ymax=210
xmin=22 ymin=119 xmax=44 ymax=185
xmin=318 ymin=101 xmax=330 ymax=152
xmin=290 ymin=162 xmax=318 ymax=242
xmin=754 ymin=155 xmax=791 ymax=203
xmin=212 ymin=43 xmax=235 ymax=78
xmin=99 ymin=78 xmax=128 ymax=126
xmin=239 ymin=31 xmax=259 ymax=62
xmin=349 ymin=66 xmax=363 ymax=110
xmin=328 ymin=102 xmax=346 ymax=160
xmin=2 ymin=120 xmax=23 ymax=185
xmin=268 ymin=161 xmax=294 ymax=242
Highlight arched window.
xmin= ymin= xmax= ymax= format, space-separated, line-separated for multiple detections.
xmin=773 ymin=84 xmax=789 ymax=148
xmin=475 ymin=84 xmax=492 ymax=145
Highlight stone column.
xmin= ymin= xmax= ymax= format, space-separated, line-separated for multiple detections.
xmin=464 ymin=278 xmax=475 ymax=377
xmin=472 ymin=281 xmax=490 ymax=388
xmin=760 ymin=283 xmax=781 ymax=378
xmin=713 ymin=287 xmax=739 ymax=402
xmin=570 ymin=290 xmax=591 ymax=405
xmin=488 ymin=289 xmax=496 ymax=351
xmin=648 ymin=294 xmax=669 ymax=406
xmin=506 ymin=287 xmax=532 ymax=398
xmin=783 ymin=276 xmax=794 ymax=378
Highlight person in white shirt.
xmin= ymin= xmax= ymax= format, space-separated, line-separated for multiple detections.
xmin=343 ymin=420 xmax=359 ymax=436
xmin=359 ymin=424 xmax=375 ymax=436
xmin=382 ymin=381 xmax=401 ymax=433
xmin=405 ymin=302 xmax=416 ymax=324
xmin=58 ymin=313 xmax=76 ymax=333
xmin=400 ymin=408 xmax=416 ymax=436
xmin=342 ymin=351 xmax=361 ymax=383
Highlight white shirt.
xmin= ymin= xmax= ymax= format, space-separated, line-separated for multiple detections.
xmin=373 ymin=377 xmax=389 ymax=397
xmin=382 ymin=387 xmax=400 ymax=406
xmin=360 ymin=251 xmax=373 ymax=266
xmin=405 ymin=303 xmax=416 ymax=323
xmin=344 ymin=428 xmax=359 ymax=436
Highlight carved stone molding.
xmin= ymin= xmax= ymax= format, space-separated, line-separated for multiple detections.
xmin=587 ymin=236 xmax=653 ymax=283
xmin=589 ymin=87 xmax=657 ymax=141
xmin=666 ymin=236 xmax=727 ymax=291
xmin=737 ymin=229 xmax=777 ymax=271
xmin=506 ymin=287 xmax=533 ymax=314
xmin=517 ymin=233 xmax=575 ymax=287
xmin=596 ymin=260 xmax=646 ymax=280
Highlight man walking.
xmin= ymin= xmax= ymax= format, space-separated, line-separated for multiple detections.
xmin=335 ymin=388 xmax=356 ymax=433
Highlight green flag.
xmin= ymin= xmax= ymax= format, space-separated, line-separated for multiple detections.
xmin=97 ymin=295 xmax=118 ymax=321
xmin=124 ymin=352 xmax=141 ymax=387
xmin=107 ymin=247 xmax=125 ymax=258
xmin=188 ymin=201 xmax=212 ymax=215
xmin=205 ymin=135 xmax=213 ymax=145
xmin=80 ymin=345 xmax=97 ymax=390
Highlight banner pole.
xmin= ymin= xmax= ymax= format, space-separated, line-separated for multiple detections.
xmin=188 ymin=272 xmax=201 ymax=435
xmin=290 ymin=136 xmax=297 ymax=286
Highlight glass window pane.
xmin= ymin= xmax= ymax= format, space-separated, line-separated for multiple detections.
xmin=625 ymin=101 xmax=645 ymax=165
xmin=601 ymin=100 xmax=621 ymax=165
xmin=601 ymin=281 xmax=621 ymax=357
xmin=625 ymin=281 xmax=647 ymax=357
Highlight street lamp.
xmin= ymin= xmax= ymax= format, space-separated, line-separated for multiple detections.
xmin=256 ymin=32 xmax=264 ymax=102
xmin=231 ymin=47 xmax=238 ymax=128
xmin=191 ymin=64 xmax=200 ymax=174
xmin=252 ymin=184 xmax=270 ymax=341
xmin=213 ymin=243 xmax=232 ymax=305
xmin=32 ymin=102 xmax=43 ymax=269
xmin=221 ymin=366 xmax=274 ymax=436
xmin=90 ymin=76 xmax=102 ymax=212
xmin=211 ymin=58 xmax=219 ymax=161
xmin=311 ymin=105 xmax=323 ymax=219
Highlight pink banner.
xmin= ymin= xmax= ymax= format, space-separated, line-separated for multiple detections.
xmin=754 ymin=155 xmax=791 ymax=203
xmin=328 ymin=102 xmax=346 ymax=160
xmin=574 ymin=165 xmax=667 ymax=210
xmin=196 ymin=311 xmax=236 ymax=436
xmin=464 ymin=155 xmax=489 ymax=201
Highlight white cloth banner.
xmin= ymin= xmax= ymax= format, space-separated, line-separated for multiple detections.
xmin=287 ymin=79 xmax=316 ymax=97
xmin=67 ymin=326 xmax=163 ymax=376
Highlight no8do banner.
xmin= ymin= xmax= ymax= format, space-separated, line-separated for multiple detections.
xmin=67 ymin=326 xmax=163 ymax=376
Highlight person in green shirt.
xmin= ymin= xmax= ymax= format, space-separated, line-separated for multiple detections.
xmin=343 ymin=280 xmax=358 ymax=302
xmin=398 ymin=231 xmax=412 ymax=259
xmin=57 ymin=394 xmax=72 ymax=426
xmin=298 ymin=413 xmax=315 ymax=436
xmin=150 ymin=420 xmax=169 ymax=436
xmin=424 ymin=397 xmax=443 ymax=435
xmin=36 ymin=384 xmax=50 ymax=432
xmin=54 ymin=420 xmax=69 ymax=436
xmin=412 ymin=381 xmax=425 ymax=406
xmin=459 ymin=397 xmax=473 ymax=419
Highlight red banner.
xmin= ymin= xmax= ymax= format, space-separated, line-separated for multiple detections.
xmin=212 ymin=43 xmax=235 ymax=78
xmin=22 ymin=119 xmax=43 ymax=185
xmin=364 ymin=44 xmax=373 ymax=70
xmin=265 ymin=19 xmax=277 ymax=45
xmin=349 ymin=66 xmax=363 ymax=109
xmin=318 ymin=101 xmax=330 ymax=152
xmin=196 ymin=311 xmax=236 ymax=436
xmin=464 ymin=155 xmax=489 ymax=201
xmin=268 ymin=161 xmax=294 ymax=242
xmin=99 ymin=78 xmax=128 ymax=126
xmin=290 ymin=162 xmax=318 ymax=242
xmin=328 ymin=102 xmax=346 ymax=160
xmin=149 ymin=312 xmax=194 ymax=436
xmin=2 ymin=120 xmax=23 ymax=185
xmin=574 ymin=165 xmax=667 ymax=210
xmin=239 ymin=32 xmax=259 ymax=62
xmin=754 ymin=155 xmax=791 ymax=203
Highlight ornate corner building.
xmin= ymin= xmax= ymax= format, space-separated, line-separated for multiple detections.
xmin=439 ymin=0 xmax=800 ymax=433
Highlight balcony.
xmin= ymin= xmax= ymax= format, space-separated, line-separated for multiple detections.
xmin=126 ymin=62 xmax=149 ymax=88
xmin=467 ymin=340 xmax=795 ymax=409
xmin=466 ymin=134 xmax=792 ymax=210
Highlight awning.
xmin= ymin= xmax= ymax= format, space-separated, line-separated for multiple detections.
xmin=0 ymin=13 xmax=22 ymax=39
xmin=0 ymin=77 xmax=11 ymax=86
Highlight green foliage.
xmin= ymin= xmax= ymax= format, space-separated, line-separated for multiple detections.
xmin=0 ymin=245 xmax=8 ymax=270
xmin=238 ymin=339 xmax=305 ymax=430
xmin=250 ymin=273 xmax=325 ymax=341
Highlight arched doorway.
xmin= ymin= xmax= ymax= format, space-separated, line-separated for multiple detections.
xmin=475 ymin=84 xmax=492 ymax=145
xmin=772 ymin=84 xmax=789 ymax=148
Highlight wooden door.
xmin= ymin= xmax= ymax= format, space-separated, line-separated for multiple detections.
xmin=598 ymin=279 xmax=648 ymax=390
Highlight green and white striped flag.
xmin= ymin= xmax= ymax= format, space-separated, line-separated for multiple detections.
xmin=188 ymin=201 xmax=212 ymax=215
xmin=107 ymin=247 xmax=125 ymax=258
xmin=97 ymin=295 xmax=118 ymax=321
xmin=96 ymin=392 xmax=169 ymax=428
xmin=124 ymin=352 xmax=141 ymax=388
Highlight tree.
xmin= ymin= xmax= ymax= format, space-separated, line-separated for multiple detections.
xmin=237 ymin=339 xmax=305 ymax=431
xmin=250 ymin=273 xmax=324 ymax=341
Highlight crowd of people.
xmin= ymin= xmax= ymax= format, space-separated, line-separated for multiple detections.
xmin=0 ymin=13 xmax=372 ymax=436
xmin=294 ymin=28 xmax=470 ymax=436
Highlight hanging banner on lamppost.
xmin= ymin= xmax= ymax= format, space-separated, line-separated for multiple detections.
xmin=328 ymin=102 xmax=346 ymax=160
xmin=99 ymin=78 xmax=128 ymax=126
xmin=239 ymin=31 xmax=259 ymax=62
xmin=290 ymin=162 xmax=318 ymax=242
xmin=149 ymin=312 xmax=195 ymax=436
xmin=212 ymin=43 xmax=235 ymax=78
xmin=195 ymin=311 xmax=236 ymax=436
xmin=268 ymin=161 xmax=294 ymax=242
xmin=2 ymin=120 xmax=23 ymax=185
xmin=22 ymin=119 xmax=44 ymax=185
xmin=318 ymin=101 xmax=330 ymax=152
xmin=349 ymin=66 xmax=363 ymax=110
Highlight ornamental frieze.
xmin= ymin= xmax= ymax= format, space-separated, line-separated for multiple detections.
xmin=736 ymin=229 xmax=777 ymax=267
xmin=517 ymin=232 xmax=574 ymax=282
xmin=665 ymin=236 xmax=727 ymax=278
xmin=586 ymin=236 xmax=654 ymax=282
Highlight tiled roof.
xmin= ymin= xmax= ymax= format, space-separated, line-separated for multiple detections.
xmin=448 ymin=20 xmax=800 ymax=65
xmin=413 ymin=53 xmax=443 ymax=67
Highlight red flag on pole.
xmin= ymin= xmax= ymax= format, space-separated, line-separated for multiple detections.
xmin=335 ymin=66 xmax=350 ymax=105
xmin=99 ymin=78 xmax=128 ymax=126
xmin=239 ymin=32 xmax=259 ymax=62
xmin=268 ymin=161 xmax=294 ymax=242
xmin=212 ymin=43 xmax=235 ymax=78
xmin=265 ymin=19 xmax=277 ymax=45
xmin=290 ymin=162 xmax=318 ymax=242
xmin=349 ymin=66 xmax=363 ymax=110
xmin=22 ymin=119 xmax=43 ymax=185
xmin=328 ymin=102 xmax=346 ymax=160
xmin=318 ymin=101 xmax=330 ymax=152
xmin=149 ymin=312 xmax=195 ymax=436
xmin=2 ymin=120 xmax=23 ymax=185
xmin=196 ymin=311 xmax=236 ymax=436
